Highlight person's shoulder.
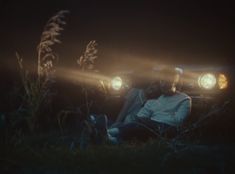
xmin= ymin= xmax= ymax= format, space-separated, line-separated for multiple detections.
xmin=175 ymin=91 xmax=191 ymax=100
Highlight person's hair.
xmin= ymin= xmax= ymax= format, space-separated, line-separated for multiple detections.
xmin=159 ymin=67 xmax=181 ymax=84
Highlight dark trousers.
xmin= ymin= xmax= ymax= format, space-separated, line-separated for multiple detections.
xmin=116 ymin=118 xmax=174 ymax=142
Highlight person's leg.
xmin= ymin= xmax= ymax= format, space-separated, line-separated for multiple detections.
xmin=113 ymin=88 xmax=144 ymax=124
xmin=135 ymin=117 xmax=177 ymax=137
xmin=107 ymin=123 xmax=124 ymax=144
xmin=108 ymin=127 xmax=120 ymax=137
xmin=112 ymin=121 xmax=158 ymax=142
xmin=106 ymin=122 xmax=139 ymax=144
xmin=115 ymin=118 xmax=175 ymax=142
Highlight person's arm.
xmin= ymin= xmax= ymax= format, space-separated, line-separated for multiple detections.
xmin=136 ymin=100 xmax=153 ymax=118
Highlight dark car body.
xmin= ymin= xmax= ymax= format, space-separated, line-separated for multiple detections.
xmin=98 ymin=65 xmax=234 ymax=122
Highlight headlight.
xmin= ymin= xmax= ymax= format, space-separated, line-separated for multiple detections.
xmin=218 ymin=74 xmax=228 ymax=90
xmin=111 ymin=76 xmax=123 ymax=90
xmin=198 ymin=73 xmax=217 ymax=90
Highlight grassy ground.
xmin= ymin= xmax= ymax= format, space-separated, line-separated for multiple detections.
xmin=1 ymin=132 xmax=235 ymax=174
xmin=1 ymin=97 xmax=235 ymax=174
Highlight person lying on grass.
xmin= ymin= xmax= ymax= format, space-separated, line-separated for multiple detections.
xmin=106 ymin=67 xmax=192 ymax=144
xmin=80 ymin=74 xmax=162 ymax=148
xmin=82 ymin=67 xmax=191 ymax=145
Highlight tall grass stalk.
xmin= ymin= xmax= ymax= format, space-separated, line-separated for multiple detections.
xmin=16 ymin=10 xmax=69 ymax=132
xmin=37 ymin=10 xmax=69 ymax=80
xmin=77 ymin=40 xmax=98 ymax=117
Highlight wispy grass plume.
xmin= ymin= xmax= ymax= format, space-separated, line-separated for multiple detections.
xmin=15 ymin=10 xmax=69 ymax=132
xmin=77 ymin=40 xmax=98 ymax=71
xmin=77 ymin=40 xmax=98 ymax=109
xmin=37 ymin=10 xmax=69 ymax=81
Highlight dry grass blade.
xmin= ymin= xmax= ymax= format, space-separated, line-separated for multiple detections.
xmin=15 ymin=10 xmax=69 ymax=132
xmin=76 ymin=40 xmax=98 ymax=119
xmin=37 ymin=10 xmax=69 ymax=79
xmin=77 ymin=40 xmax=98 ymax=70
xmin=16 ymin=52 xmax=32 ymax=98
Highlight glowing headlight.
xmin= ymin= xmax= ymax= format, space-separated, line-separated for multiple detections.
xmin=198 ymin=73 xmax=217 ymax=90
xmin=111 ymin=76 xmax=123 ymax=90
xmin=218 ymin=74 xmax=228 ymax=89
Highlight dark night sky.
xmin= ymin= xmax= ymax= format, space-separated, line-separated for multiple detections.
xmin=1 ymin=0 xmax=234 ymax=72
